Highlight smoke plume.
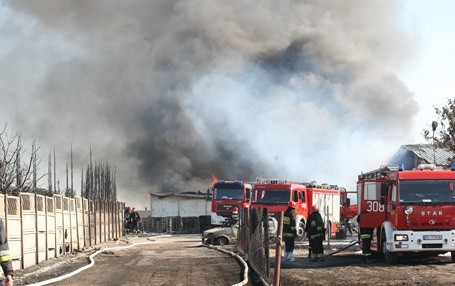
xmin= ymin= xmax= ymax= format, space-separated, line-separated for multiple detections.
xmin=0 ymin=0 xmax=418 ymax=208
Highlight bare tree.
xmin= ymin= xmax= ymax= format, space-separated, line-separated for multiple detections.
xmin=0 ymin=124 xmax=40 ymax=194
xmin=82 ymin=159 xmax=116 ymax=201
xmin=33 ymin=141 xmax=37 ymax=191
xmin=53 ymin=146 xmax=57 ymax=194
xmin=81 ymin=168 xmax=84 ymax=198
xmin=48 ymin=151 xmax=53 ymax=194
xmin=65 ymin=162 xmax=69 ymax=197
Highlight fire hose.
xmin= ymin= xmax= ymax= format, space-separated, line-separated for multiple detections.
xmin=26 ymin=235 xmax=168 ymax=286
xmin=205 ymin=244 xmax=249 ymax=286
xmin=328 ymin=240 xmax=360 ymax=256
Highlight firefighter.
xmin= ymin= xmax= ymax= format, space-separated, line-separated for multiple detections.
xmin=358 ymin=215 xmax=374 ymax=263
xmin=0 ymin=218 xmax=13 ymax=286
xmin=124 ymin=206 xmax=132 ymax=234
xmin=305 ymin=205 xmax=325 ymax=262
xmin=131 ymin=208 xmax=141 ymax=234
xmin=283 ymin=206 xmax=297 ymax=262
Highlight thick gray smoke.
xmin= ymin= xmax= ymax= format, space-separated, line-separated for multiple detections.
xmin=0 ymin=0 xmax=418 ymax=208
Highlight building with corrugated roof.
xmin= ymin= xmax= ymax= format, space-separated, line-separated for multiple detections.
xmin=389 ymin=144 xmax=455 ymax=170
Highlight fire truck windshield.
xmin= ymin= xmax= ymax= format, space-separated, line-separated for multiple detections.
xmin=253 ymin=189 xmax=291 ymax=204
xmin=399 ymin=180 xmax=455 ymax=204
xmin=214 ymin=187 xmax=244 ymax=200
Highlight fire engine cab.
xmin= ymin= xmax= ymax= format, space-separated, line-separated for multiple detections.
xmin=211 ymin=180 xmax=252 ymax=219
xmin=251 ymin=179 xmax=341 ymax=240
xmin=357 ymin=164 xmax=455 ymax=264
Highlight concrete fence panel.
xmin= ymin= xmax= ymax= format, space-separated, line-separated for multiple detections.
xmin=107 ymin=202 xmax=112 ymax=240
xmin=119 ymin=202 xmax=125 ymax=236
xmin=62 ymin=197 xmax=70 ymax=254
xmin=0 ymin=194 xmax=123 ymax=271
xmin=20 ymin=193 xmax=36 ymax=269
xmin=108 ymin=202 xmax=113 ymax=240
xmin=102 ymin=202 xmax=107 ymax=242
xmin=46 ymin=197 xmax=56 ymax=259
xmin=54 ymin=195 xmax=64 ymax=257
xmin=0 ymin=195 xmax=4 ymax=220
xmin=75 ymin=197 xmax=84 ymax=249
xmin=89 ymin=200 xmax=96 ymax=246
xmin=82 ymin=198 xmax=90 ymax=247
xmin=69 ymin=198 xmax=78 ymax=252
xmin=36 ymin=195 xmax=46 ymax=264
xmin=7 ymin=196 xmax=22 ymax=270
xmin=95 ymin=201 xmax=101 ymax=244
xmin=99 ymin=201 xmax=104 ymax=243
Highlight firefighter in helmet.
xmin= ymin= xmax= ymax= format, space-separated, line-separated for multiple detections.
xmin=305 ymin=205 xmax=325 ymax=262
xmin=283 ymin=206 xmax=297 ymax=262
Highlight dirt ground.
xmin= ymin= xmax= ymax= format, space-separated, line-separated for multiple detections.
xmin=275 ymin=238 xmax=455 ymax=286
xmin=13 ymin=234 xmax=245 ymax=286
xmin=11 ymin=234 xmax=455 ymax=286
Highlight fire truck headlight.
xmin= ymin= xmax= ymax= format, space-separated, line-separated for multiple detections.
xmin=394 ymin=234 xmax=408 ymax=241
xmin=404 ymin=206 xmax=413 ymax=215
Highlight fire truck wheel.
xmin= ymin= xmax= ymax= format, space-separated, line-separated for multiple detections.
xmin=296 ymin=220 xmax=306 ymax=241
xmin=382 ymin=234 xmax=397 ymax=264
xmin=451 ymin=251 xmax=455 ymax=263
xmin=216 ymin=236 xmax=229 ymax=246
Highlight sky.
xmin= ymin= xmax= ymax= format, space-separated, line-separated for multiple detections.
xmin=400 ymin=0 xmax=455 ymax=140
xmin=0 ymin=1 xmax=454 ymax=209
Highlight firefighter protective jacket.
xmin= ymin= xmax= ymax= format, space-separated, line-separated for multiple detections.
xmin=0 ymin=219 xmax=13 ymax=276
xmin=305 ymin=211 xmax=324 ymax=239
xmin=283 ymin=208 xmax=297 ymax=237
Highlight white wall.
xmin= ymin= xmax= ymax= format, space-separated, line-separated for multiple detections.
xmin=150 ymin=195 xmax=211 ymax=217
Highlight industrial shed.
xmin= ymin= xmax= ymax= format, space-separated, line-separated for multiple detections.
xmin=389 ymin=144 xmax=455 ymax=170
xmin=143 ymin=191 xmax=213 ymax=234
xmin=149 ymin=191 xmax=212 ymax=218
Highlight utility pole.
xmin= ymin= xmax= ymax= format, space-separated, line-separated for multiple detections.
xmin=432 ymin=121 xmax=438 ymax=165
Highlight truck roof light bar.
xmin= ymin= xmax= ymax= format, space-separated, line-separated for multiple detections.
xmin=256 ymin=179 xmax=288 ymax=184
xmin=381 ymin=165 xmax=399 ymax=171
xmin=416 ymin=164 xmax=435 ymax=170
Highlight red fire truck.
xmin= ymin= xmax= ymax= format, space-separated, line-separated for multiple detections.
xmin=211 ymin=180 xmax=252 ymax=219
xmin=251 ymin=179 xmax=341 ymax=240
xmin=357 ymin=164 xmax=455 ymax=264
xmin=336 ymin=188 xmax=358 ymax=239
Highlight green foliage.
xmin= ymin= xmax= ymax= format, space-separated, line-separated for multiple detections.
xmin=423 ymin=99 xmax=455 ymax=163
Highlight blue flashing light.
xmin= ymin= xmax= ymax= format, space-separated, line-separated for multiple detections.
xmin=233 ymin=180 xmax=243 ymax=185
xmin=451 ymin=163 xmax=455 ymax=171
xmin=398 ymin=163 xmax=404 ymax=171
xmin=217 ymin=180 xmax=225 ymax=184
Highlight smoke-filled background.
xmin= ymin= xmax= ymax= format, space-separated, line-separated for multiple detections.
xmin=0 ymin=0 xmax=419 ymax=208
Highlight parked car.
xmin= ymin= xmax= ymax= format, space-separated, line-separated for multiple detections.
xmin=202 ymin=217 xmax=278 ymax=246
xmin=202 ymin=225 xmax=238 ymax=246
